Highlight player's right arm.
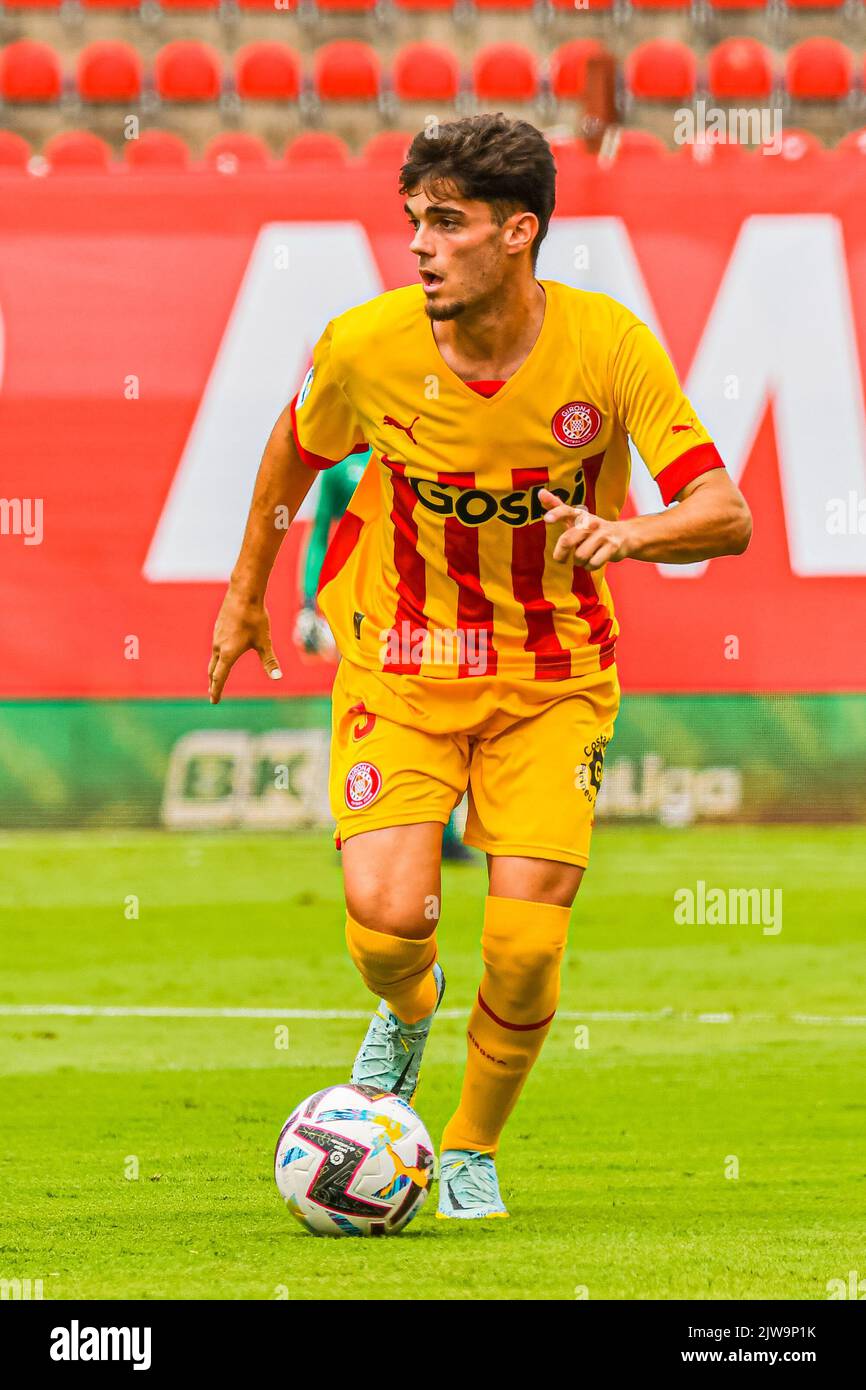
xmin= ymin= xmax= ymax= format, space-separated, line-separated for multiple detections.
xmin=208 ymin=405 xmax=315 ymax=704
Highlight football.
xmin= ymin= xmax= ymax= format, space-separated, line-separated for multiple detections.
xmin=274 ymin=1083 xmax=435 ymax=1236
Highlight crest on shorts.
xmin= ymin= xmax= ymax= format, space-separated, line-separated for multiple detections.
xmin=551 ymin=401 xmax=602 ymax=449
xmin=345 ymin=761 xmax=382 ymax=809
xmin=574 ymin=733 xmax=610 ymax=803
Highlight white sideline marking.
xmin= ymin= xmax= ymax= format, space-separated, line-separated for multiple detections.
xmin=0 ymin=1005 xmax=865 ymax=1026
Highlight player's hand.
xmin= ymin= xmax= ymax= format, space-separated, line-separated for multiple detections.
xmin=539 ymin=489 xmax=632 ymax=571
xmin=208 ymin=589 xmax=282 ymax=704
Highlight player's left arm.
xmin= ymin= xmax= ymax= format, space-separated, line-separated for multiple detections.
xmin=541 ymin=468 xmax=751 ymax=570
xmin=542 ymin=319 xmax=752 ymax=570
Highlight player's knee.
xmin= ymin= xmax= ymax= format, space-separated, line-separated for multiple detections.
xmin=345 ymin=881 xmax=439 ymax=938
xmin=489 ymin=861 xmax=584 ymax=908
xmin=485 ymin=937 xmax=565 ymax=1008
xmin=341 ymin=825 xmax=442 ymax=936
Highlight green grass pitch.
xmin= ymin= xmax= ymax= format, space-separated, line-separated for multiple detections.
xmin=1 ymin=825 xmax=864 ymax=1301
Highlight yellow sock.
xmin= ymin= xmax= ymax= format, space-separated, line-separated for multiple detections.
xmin=441 ymin=895 xmax=570 ymax=1155
xmin=345 ymin=914 xmax=438 ymax=1025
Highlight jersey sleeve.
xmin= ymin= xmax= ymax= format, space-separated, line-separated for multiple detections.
xmin=289 ymin=320 xmax=367 ymax=471
xmin=611 ymin=322 xmax=726 ymax=505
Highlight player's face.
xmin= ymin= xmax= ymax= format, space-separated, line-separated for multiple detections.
xmin=404 ymin=185 xmax=522 ymax=321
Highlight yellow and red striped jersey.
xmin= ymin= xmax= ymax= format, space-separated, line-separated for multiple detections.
xmin=290 ymin=280 xmax=723 ymax=682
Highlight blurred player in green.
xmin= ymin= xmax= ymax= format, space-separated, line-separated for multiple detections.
xmin=294 ymin=450 xmax=470 ymax=861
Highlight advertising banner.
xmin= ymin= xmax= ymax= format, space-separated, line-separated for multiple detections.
xmin=1 ymin=163 xmax=866 ymax=700
xmin=0 ymin=694 xmax=863 ymax=829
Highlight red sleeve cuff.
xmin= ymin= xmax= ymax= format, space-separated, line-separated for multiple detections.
xmin=655 ymin=442 xmax=725 ymax=506
xmin=289 ymin=394 xmax=366 ymax=472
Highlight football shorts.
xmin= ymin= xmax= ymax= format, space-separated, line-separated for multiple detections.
xmin=328 ymin=657 xmax=620 ymax=868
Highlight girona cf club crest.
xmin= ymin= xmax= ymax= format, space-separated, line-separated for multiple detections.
xmin=345 ymin=761 xmax=382 ymax=810
xmin=551 ymin=401 xmax=602 ymax=449
xmin=574 ymin=733 xmax=610 ymax=802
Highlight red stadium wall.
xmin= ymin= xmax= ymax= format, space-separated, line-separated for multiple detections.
xmin=1 ymin=161 xmax=866 ymax=699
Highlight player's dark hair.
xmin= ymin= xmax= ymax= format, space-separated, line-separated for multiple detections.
xmin=399 ymin=114 xmax=557 ymax=270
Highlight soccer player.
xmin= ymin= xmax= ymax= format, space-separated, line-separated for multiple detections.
xmin=209 ymin=114 xmax=751 ymax=1219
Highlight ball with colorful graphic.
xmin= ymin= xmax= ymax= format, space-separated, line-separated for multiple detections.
xmin=275 ymin=1084 xmax=435 ymax=1236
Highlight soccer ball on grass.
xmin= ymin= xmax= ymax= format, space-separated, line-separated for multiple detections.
xmin=275 ymin=1083 xmax=434 ymax=1236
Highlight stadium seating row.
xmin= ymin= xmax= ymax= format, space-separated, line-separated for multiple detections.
xmin=1 ymin=120 xmax=863 ymax=166
xmin=1 ymin=35 xmax=862 ymax=100
xmin=1 ymin=0 xmax=862 ymax=13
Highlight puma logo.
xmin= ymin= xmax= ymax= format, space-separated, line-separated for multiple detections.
xmin=386 ymin=1145 xmax=431 ymax=1189
xmin=672 ymin=420 xmax=698 ymax=435
xmin=383 ymin=413 xmax=420 ymax=445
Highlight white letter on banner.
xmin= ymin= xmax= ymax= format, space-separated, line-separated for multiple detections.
xmin=144 ymin=224 xmax=383 ymax=582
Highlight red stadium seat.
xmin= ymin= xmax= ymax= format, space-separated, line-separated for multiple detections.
xmin=603 ymin=128 xmax=670 ymax=159
xmin=238 ymin=0 xmax=296 ymax=8
xmin=707 ymin=0 xmax=767 ymax=7
xmin=44 ymin=131 xmax=112 ymax=171
xmin=0 ymin=41 xmax=62 ymax=103
xmin=549 ymin=0 xmax=613 ymax=9
xmin=393 ymin=0 xmax=455 ymax=9
xmin=548 ymin=136 xmax=594 ymax=178
xmin=785 ymin=39 xmax=853 ymax=101
xmin=235 ymin=43 xmax=302 ymax=101
xmin=631 ymin=0 xmax=690 ymax=9
xmin=548 ymin=135 xmax=594 ymax=159
xmin=77 ymin=42 xmax=143 ymax=103
xmin=361 ymin=130 xmax=414 ymax=167
xmin=837 ymin=126 xmax=866 ymax=156
xmin=393 ymin=43 xmax=460 ymax=102
xmin=284 ymin=131 xmax=352 ymax=164
xmin=124 ymin=129 xmax=191 ymax=169
xmin=314 ymin=42 xmax=380 ymax=101
xmin=625 ymin=41 xmax=698 ymax=101
xmin=2 ymin=0 xmax=61 ymax=8
xmin=82 ymin=0 xmax=140 ymax=8
xmin=786 ymin=0 xmax=844 ymax=8
xmin=154 ymin=43 xmax=223 ymax=102
xmin=472 ymin=44 xmax=539 ymax=102
xmin=550 ymin=40 xmax=610 ymax=101
xmin=160 ymin=0 xmax=219 ymax=9
xmin=0 ymin=130 xmax=31 ymax=169
xmin=204 ymin=132 xmax=271 ymax=169
xmin=473 ymin=0 xmax=534 ymax=10
xmin=315 ymin=0 xmax=377 ymax=10
xmin=678 ymin=135 xmax=750 ymax=165
xmin=767 ymin=127 xmax=824 ymax=159
xmin=708 ymin=39 xmax=774 ymax=100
